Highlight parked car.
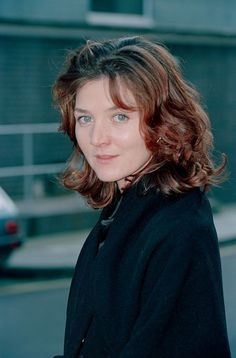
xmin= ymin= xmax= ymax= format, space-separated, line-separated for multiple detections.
xmin=0 ymin=187 xmax=24 ymax=268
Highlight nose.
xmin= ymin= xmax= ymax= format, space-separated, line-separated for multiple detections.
xmin=90 ymin=120 xmax=110 ymax=147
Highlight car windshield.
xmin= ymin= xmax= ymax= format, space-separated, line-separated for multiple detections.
xmin=0 ymin=187 xmax=18 ymax=215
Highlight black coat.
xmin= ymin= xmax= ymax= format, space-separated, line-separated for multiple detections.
xmin=54 ymin=185 xmax=231 ymax=358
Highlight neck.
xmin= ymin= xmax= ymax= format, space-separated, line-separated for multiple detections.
xmin=117 ymin=155 xmax=153 ymax=192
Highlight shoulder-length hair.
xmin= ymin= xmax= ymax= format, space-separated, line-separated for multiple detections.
xmin=53 ymin=36 xmax=226 ymax=208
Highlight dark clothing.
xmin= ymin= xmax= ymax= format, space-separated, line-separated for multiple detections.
xmin=55 ymin=185 xmax=231 ymax=357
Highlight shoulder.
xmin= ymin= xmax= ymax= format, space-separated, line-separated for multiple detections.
xmin=143 ymin=187 xmax=218 ymax=250
xmin=147 ymin=187 xmax=213 ymax=225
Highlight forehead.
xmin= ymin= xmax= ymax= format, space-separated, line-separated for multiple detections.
xmin=75 ymin=77 xmax=137 ymax=109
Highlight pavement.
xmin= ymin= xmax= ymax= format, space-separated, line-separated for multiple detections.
xmin=4 ymin=229 xmax=90 ymax=277
xmin=3 ymin=205 xmax=236 ymax=276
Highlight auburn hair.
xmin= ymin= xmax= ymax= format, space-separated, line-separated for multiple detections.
xmin=53 ymin=36 xmax=226 ymax=208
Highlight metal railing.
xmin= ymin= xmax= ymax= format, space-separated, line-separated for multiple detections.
xmin=0 ymin=123 xmax=64 ymax=201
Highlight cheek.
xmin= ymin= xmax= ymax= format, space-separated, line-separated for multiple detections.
xmin=116 ymin=127 xmax=142 ymax=147
xmin=134 ymin=137 xmax=151 ymax=160
xmin=75 ymin=124 xmax=79 ymax=143
xmin=75 ymin=126 xmax=86 ymax=151
xmin=126 ymin=131 xmax=148 ymax=153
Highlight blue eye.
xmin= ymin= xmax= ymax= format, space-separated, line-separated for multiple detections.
xmin=77 ymin=115 xmax=92 ymax=125
xmin=114 ymin=113 xmax=128 ymax=122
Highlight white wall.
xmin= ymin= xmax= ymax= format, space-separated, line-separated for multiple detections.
xmin=154 ymin=0 xmax=235 ymax=33
xmin=0 ymin=0 xmax=88 ymax=22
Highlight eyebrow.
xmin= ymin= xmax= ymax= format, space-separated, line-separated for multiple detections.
xmin=74 ymin=108 xmax=91 ymax=114
xmin=74 ymin=105 xmax=131 ymax=114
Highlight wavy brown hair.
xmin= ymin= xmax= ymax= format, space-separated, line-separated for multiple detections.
xmin=53 ymin=36 xmax=226 ymax=208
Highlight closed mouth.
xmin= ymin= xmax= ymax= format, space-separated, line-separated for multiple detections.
xmin=95 ymin=155 xmax=119 ymax=162
xmin=96 ymin=155 xmax=118 ymax=159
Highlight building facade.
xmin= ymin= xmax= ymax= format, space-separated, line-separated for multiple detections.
xmin=0 ymin=0 xmax=235 ymax=234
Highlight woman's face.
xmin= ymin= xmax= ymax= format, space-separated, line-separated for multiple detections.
xmin=74 ymin=77 xmax=151 ymax=190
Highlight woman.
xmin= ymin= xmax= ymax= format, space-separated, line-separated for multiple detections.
xmin=53 ymin=36 xmax=231 ymax=357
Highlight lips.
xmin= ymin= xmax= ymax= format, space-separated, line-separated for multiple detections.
xmin=95 ymin=154 xmax=118 ymax=163
xmin=96 ymin=155 xmax=117 ymax=159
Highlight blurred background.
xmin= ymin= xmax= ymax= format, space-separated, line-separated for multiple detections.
xmin=0 ymin=0 xmax=235 ymax=357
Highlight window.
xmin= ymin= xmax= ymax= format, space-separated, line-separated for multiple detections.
xmin=91 ymin=0 xmax=143 ymax=15
xmin=87 ymin=0 xmax=154 ymax=28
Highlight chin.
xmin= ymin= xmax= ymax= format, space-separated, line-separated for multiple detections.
xmin=96 ymin=172 xmax=123 ymax=183
xmin=96 ymin=174 xmax=117 ymax=183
